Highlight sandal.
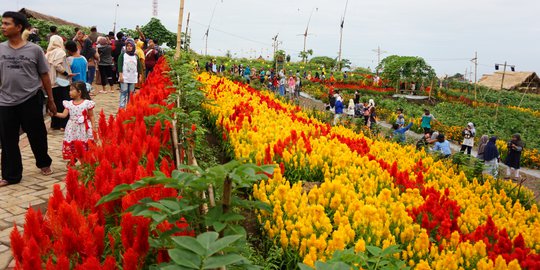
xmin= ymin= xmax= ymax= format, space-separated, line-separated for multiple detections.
xmin=0 ymin=179 xmax=11 ymax=187
xmin=40 ymin=167 xmax=54 ymax=176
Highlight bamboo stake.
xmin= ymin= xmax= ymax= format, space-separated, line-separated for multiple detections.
xmin=174 ymin=0 xmax=185 ymax=59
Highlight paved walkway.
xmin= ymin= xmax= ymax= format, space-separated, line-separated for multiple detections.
xmin=0 ymin=89 xmax=119 ymax=269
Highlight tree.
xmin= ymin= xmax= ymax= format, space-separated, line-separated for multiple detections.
xmin=448 ymin=73 xmax=465 ymax=81
xmin=286 ymin=54 xmax=291 ymax=62
xmin=140 ymin=18 xmax=177 ymax=48
xmin=338 ymin=58 xmax=352 ymax=70
xmin=298 ymin=49 xmax=313 ymax=63
xmin=377 ymin=55 xmax=436 ymax=88
xmin=309 ymin=56 xmax=337 ymax=70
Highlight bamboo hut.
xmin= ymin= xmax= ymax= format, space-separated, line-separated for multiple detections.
xmin=478 ymin=71 xmax=540 ymax=93
xmin=18 ymin=8 xmax=84 ymax=29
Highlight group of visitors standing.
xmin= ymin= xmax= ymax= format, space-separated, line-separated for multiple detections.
xmin=0 ymin=11 xmax=163 ymax=187
xmin=329 ymin=90 xmax=376 ymax=128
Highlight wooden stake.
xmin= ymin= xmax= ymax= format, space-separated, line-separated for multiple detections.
xmin=174 ymin=0 xmax=185 ymax=59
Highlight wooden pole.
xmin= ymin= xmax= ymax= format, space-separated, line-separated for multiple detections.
xmin=174 ymin=0 xmax=185 ymax=59
xmin=473 ymin=51 xmax=478 ymax=101
xmin=495 ymin=61 xmax=507 ymax=119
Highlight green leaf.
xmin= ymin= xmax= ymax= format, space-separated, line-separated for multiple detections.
xmin=196 ymin=232 xmax=220 ymax=252
xmin=208 ymin=234 xmax=243 ymax=256
xmin=147 ymin=202 xmax=172 ymax=213
xmin=212 ymin=222 xmax=226 ymax=232
xmin=203 ymin=254 xmax=246 ymax=269
xmin=168 ymin=249 xmax=201 ymax=268
xmin=381 ymin=245 xmax=401 ymax=256
xmin=221 ymin=213 xmax=245 ymax=222
xmin=366 ymin=246 xmax=382 ymax=256
xmin=96 ymin=185 xmax=131 ymax=205
xmin=172 ymin=236 xmax=206 ymax=256
xmin=159 ymin=198 xmax=181 ymax=212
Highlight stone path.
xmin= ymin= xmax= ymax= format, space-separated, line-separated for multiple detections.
xmin=0 ymin=89 xmax=119 ymax=269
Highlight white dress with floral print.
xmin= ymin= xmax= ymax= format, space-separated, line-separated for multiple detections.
xmin=62 ymin=99 xmax=95 ymax=160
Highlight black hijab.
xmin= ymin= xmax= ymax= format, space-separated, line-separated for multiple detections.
xmin=483 ymin=136 xmax=499 ymax=161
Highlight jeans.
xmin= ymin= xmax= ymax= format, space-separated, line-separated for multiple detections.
xmin=0 ymin=93 xmax=52 ymax=183
xmin=119 ymin=83 xmax=136 ymax=109
xmin=87 ymin=66 xmax=96 ymax=84
xmin=279 ymin=85 xmax=285 ymax=96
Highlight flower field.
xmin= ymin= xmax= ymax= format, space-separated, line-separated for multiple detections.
xmin=200 ymin=73 xmax=540 ymax=269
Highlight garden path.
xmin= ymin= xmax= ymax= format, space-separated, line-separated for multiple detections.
xmin=0 ymin=89 xmax=119 ymax=269
xmin=298 ymin=94 xmax=540 ymax=201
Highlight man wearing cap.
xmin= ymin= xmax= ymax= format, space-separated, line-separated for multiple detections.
xmin=0 ymin=11 xmax=57 ymax=186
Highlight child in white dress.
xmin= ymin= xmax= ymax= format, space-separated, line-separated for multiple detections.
xmin=54 ymin=81 xmax=96 ymax=162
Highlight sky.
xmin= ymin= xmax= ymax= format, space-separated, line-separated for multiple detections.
xmin=4 ymin=0 xmax=540 ymax=78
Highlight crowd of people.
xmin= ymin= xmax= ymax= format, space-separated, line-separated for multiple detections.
xmin=0 ymin=11 xmax=164 ymax=187
xmin=326 ymin=87 xmax=525 ymax=180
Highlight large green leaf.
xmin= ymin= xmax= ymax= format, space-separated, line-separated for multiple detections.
xmin=168 ymin=249 xmax=201 ymax=268
xmin=196 ymin=232 xmax=220 ymax=252
xmin=172 ymin=236 xmax=206 ymax=256
xmin=203 ymin=254 xmax=246 ymax=269
xmin=208 ymin=234 xmax=243 ymax=256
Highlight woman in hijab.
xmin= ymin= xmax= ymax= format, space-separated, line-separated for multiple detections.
xmin=135 ymin=39 xmax=146 ymax=87
xmin=483 ymin=136 xmax=500 ymax=177
xmin=45 ymin=35 xmax=72 ymax=130
xmin=460 ymin=122 xmax=476 ymax=155
xmin=117 ymin=38 xmax=142 ymax=109
xmin=476 ymin=135 xmax=489 ymax=160
xmin=505 ymin=133 xmax=524 ymax=180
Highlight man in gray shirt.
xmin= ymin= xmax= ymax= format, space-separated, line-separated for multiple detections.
xmin=0 ymin=12 xmax=57 ymax=186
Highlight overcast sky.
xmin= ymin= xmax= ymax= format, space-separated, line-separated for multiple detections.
xmin=4 ymin=0 xmax=539 ymax=77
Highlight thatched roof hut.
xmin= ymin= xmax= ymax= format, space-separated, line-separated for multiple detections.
xmin=478 ymin=71 xmax=540 ymax=93
xmin=18 ymin=8 xmax=84 ymax=28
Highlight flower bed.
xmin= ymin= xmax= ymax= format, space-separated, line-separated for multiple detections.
xmin=10 ymin=59 xmax=194 ymax=269
xmin=200 ymin=73 xmax=540 ymax=269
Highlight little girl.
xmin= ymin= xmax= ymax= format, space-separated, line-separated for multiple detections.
xmin=54 ymin=81 xmax=96 ymax=162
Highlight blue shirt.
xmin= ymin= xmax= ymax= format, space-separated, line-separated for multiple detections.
xmin=393 ymin=122 xmax=413 ymax=143
xmin=67 ymin=56 xmax=87 ymax=83
xmin=433 ymin=140 xmax=451 ymax=156
xmin=335 ymin=100 xmax=344 ymax=114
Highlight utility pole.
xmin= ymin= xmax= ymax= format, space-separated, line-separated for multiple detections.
xmin=113 ymin=3 xmax=119 ymax=34
xmin=184 ymin=12 xmax=190 ymax=51
xmin=494 ymin=61 xmax=515 ymax=118
xmin=337 ymin=0 xmax=348 ymax=71
xmin=472 ymin=52 xmax=478 ymax=100
xmin=272 ymin=34 xmax=280 ymax=72
xmin=174 ymin=0 xmax=185 ymax=59
xmin=372 ymin=46 xmax=387 ymax=75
